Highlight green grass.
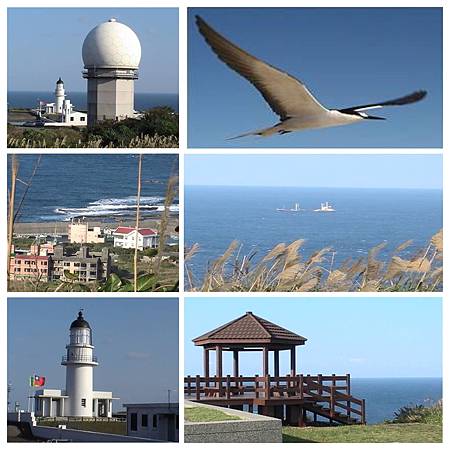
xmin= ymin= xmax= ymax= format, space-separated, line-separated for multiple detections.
xmin=185 ymin=407 xmax=241 ymax=423
xmin=282 ymin=423 xmax=442 ymax=443
xmin=38 ymin=420 xmax=126 ymax=435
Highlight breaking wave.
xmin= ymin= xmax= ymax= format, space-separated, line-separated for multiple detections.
xmin=53 ymin=196 xmax=178 ymax=220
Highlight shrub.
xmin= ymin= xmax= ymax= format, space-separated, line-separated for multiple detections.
xmin=391 ymin=401 xmax=442 ymax=425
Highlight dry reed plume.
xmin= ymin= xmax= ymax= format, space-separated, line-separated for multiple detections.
xmin=185 ymin=230 xmax=443 ymax=292
xmin=7 ymin=133 xmax=179 ymax=149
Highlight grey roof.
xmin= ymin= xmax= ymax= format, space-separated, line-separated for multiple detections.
xmin=193 ymin=312 xmax=307 ymax=348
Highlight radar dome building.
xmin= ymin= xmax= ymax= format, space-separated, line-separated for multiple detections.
xmin=34 ymin=311 xmax=117 ymax=418
xmin=82 ymin=18 xmax=142 ymax=126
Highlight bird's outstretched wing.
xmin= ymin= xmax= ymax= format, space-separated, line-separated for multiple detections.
xmin=196 ymin=15 xmax=328 ymax=120
xmin=339 ymin=90 xmax=427 ymax=113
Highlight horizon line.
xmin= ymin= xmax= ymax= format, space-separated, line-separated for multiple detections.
xmin=186 ymin=184 xmax=442 ymax=191
xmin=8 ymin=89 xmax=179 ymax=96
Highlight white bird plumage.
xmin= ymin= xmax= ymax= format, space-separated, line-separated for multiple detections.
xmin=196 ymin=16 xmax=427 ymax=139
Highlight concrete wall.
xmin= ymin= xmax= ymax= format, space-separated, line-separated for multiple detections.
xmin=8 ymin=414 xmax=157 ymax=443
xmin=31 ymin=425 xmax=157 ymax=442
xmin=184 ymin=401 xmax=282 ymax=443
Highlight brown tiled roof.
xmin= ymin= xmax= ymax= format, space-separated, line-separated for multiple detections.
xmin=193 ymin=312 xmax=307 ymax=347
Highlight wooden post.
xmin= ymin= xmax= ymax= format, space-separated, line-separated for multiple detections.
xmin=216 ymin=346 xmax=223 ymax=378
xmin=226 ymin=375 xmax=231 ymax=399
xmin=195 ymin=375 xmax=200 ymax=401
xmin=263 ymin=347 xmax=269 ymax=376
xmin=330 ymin=385 xmax=335 ymax=422
xmin=318 ymin=373 xmax=323 ymax=396
xmin=361 ymin=399 xmax=366 ymax=425
xmin=290 ymin=347 xmax=296 ymax=376
xmin=186 ymin=375 xmax=191 ymax=396
xmin=299 ymin=374 xmax=303 ymax=400
xmin=204 ymin=349 xmax=210 ymax=387
xmin=265 ymin=375 xmax=271 ymax=399
xmin=298 ymin=407 xmax=306 ymax=427
xmin=346 ymin=374 xmax=351 ymax=420
xmin=274 ymin=350 xmax=280 ymax=378
xmin=254 ymin=374 xmax=259 ymax=399
xmin=233 ymin=350 xmax=239 ymax=387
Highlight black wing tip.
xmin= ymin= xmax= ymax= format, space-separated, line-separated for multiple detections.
xmin=411 ymin=90 xmax=427 ymax=101
xmin=195 ymin=15 xmax=207 ymax=28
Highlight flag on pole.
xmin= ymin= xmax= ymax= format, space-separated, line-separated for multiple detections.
xmin=29 ymin=375 xmax=45 ymax=387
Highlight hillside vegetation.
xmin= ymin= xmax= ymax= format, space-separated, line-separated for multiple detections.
xmin=8 ymin=107 xmax=178 ymax=148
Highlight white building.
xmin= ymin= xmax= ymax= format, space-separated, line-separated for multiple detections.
xmin=82 ymin=18 xmax=141 ymax=126
xmin=124 ymin=403 xmax=179 ymax=442
xmin=68 ymin=220 xmax=105 ymax=244
xmin=34 ymin=311 xmax=117 ymax=418
xmin=43 ymin=78 xmax=87 ymax=126
xmin=113 ymin=227 xmax=158 ymax=251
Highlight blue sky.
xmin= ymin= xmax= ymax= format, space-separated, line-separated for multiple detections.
xmin=8 ymin=8 xmax=178 ymax=93
xmin=8 ymin=298 xmax=179 ymax=412
xmin=185 ymin=154 xmax=443 ymax=190
xmin=188 ymin=8 xmax=442 ymax=148
xmin=185 ymin=298 xmax=442 ymax=378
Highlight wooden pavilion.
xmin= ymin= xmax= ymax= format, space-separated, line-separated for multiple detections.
xmin=185 ymin=312 xmax=365 ymax=426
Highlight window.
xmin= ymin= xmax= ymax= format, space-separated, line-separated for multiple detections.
xmin=130 ymin=413 xmax=137 ymax=431
xmin=176 ymin=415 xmax=179 ymax=430
xmin=141 ymin=414 xmax=148 ymax=427
xmin=81 ymin=117 xmax=85 ymax=122
xmin=70 ymin=117 xmax=74 ymax=121
xmin=81 ymin=399 xmax=86 ymax=407
xmin=152 ymin=415 xmax=158 ymax=429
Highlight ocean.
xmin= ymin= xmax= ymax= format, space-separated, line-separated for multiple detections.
xmin=7 ymin=91 xmax=179 ymax=112
xmin=350 ymin=378 xmax=442 ymax=424
xmin=9 ymin=154 xmax=179 ymax=223
xmin=185 ymin=186 xmax=442 ymax=281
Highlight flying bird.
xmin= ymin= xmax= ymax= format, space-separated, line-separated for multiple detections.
xmin=195 ymin=16 xmax=427 ymax=139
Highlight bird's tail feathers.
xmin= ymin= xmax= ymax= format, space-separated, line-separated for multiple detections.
xmin=226 ymin=124 xmax=283 ymax=140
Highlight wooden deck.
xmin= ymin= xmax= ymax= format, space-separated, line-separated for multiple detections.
xmin=185 ymin=374 xmax=365 ymax=426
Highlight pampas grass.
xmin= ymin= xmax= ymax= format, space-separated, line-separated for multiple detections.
xmin=185 ymin=230 xmax=443 ymax=292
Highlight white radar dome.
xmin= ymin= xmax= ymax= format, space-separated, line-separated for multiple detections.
xmin=82 ymin=18 xmax=141 ymax=69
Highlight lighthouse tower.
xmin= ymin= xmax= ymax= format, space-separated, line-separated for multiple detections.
xmin=62 ymin=310 xmax=98 ymax=417
xmin=55 ymin=78 xmax=66 ymax=114
xmin=82 ymin=18 xmax=141 ymax=126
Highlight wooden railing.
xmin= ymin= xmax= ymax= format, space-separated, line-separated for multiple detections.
xmin=184 ymin=373 xmax=365 ymax=424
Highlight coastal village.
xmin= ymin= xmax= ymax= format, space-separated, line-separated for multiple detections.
xmin=8 ymin=218 xmax=178 ymax=290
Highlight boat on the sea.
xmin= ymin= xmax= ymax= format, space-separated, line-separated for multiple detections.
xmin=276 ymin=202 xmax=302 ymax=212
xmin=314 ymin=201 xmax=335 ymax=212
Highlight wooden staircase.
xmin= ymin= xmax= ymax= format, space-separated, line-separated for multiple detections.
xmin=301 ymin=376 xmax=366 ymax=425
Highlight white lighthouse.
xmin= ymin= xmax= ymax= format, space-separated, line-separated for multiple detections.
xmin=34 ymin=311 xmax=117 ymax=418
xmin=54 ymin=78 xmax=65 ymax=113
xmin=61 ymin=310 xmax=98 ymax=417
xmin=82 ymin=18 xmax=141 ymax=126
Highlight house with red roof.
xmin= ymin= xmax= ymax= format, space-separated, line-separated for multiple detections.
xmin=113 ymin=226 xmax=159 ymax=251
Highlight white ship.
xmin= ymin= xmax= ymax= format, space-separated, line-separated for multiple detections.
xmin=276 ymin=202 xmax=302 ymax=212
xmin=314 ymin=201 xmax=336 ymax=212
